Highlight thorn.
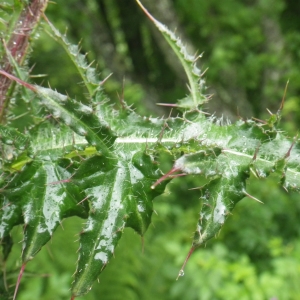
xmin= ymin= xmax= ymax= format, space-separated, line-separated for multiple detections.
xmin=59 ymin=220 xmax=64 ymax=230
xmin=186 ymin=84 xmax=192 ymax=93
xmin=28 ymin=63 xmax=37 ymax=74
xmin=279 ymin=80 xmax=289 ymax=112
xmin=77 ymin=196 xmax=89 ymax=205
xmin=13 ymin=263 xmax=26 ymax=300
xmin=206 ymin=94 xmax=214 ymax=101
xmin=156 ymin=103 xmax=179 ymax=107
xmin=285 ymin=134 xmax=297 ymax=158
xmin=136 ymin=0 xmax=157 ymax=24
xmin=252 ymin=144 xmax=260 ymax=161
xmin=99 ymin=73 xmax=112 ymax=86
xmin=250 ymin=167 xmax=259 ymax=178
xmin=29 ymin=73 xmax=48 ymax=79
xmin=193 ymin=52 xmax=201 ymax=63
xmin=252 ymin=117 xmax=267 ymax=124
xmin=283 ymin=186 xmax=288 ymax=193
xmin=117 ymin=77 xmax=127 ymax=109
xmin=200 ymin=67 xmax=208 ymax=77
xmin=157 ymin=109 xmax=172 ymax=143
xmin=243 ymin=190 xmax=263 ymax=204
xmin=87 ymin=60 xmax=95 ymax=69
xmin=101 ymin=262 xmax=107 ymax=271
xmin=0 ymin=70 xmax=36 ymax=92
xmin=266 ymin=108 xmax=273 ymax=116
xmin=151 ymin=167 xmax=180 ymax=189
xmin=188 ymin=185 xmax=205 ymax=191
xmin=176 ymin=246 xmax=195 ymax=280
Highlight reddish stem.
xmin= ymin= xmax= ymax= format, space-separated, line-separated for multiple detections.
xmin=0 ymin=0 xmax=48 ymax=122
xmin=13 ymin=263 xmax=26 ymax=300
xmin=176 ymin=246 xmax=195 ymax=280
xmin=151 ymin=167 xmax=180 ymax=189
xmin=0 ymin=70 xmax=37 ymax=92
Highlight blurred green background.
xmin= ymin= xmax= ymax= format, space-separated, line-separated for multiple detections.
xmin=2 ymin=0 xmax=300 ymax=299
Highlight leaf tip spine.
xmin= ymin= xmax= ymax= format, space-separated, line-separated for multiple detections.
xmin=242 ymin=190 xmax=263 ymax=204
xmin=284 ymin=134 xmax=297 ymax=159
xmin=99 ymin=73 xmax=113 ymax=86
xmin=136 ymin=0 xmax=157 ymax=25
xmin=278 ymin=80 xmax=289 ymax=113
xmin=151 ymin=167 xmax=180 ymax=189
xmin=13 ymin=263 xmax=26 ymax=300
xmin=176 ymin=246 xmax=195 ymax=280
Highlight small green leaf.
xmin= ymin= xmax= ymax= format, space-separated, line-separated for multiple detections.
xmin=193 ymin=169 xmax=249 ymax=248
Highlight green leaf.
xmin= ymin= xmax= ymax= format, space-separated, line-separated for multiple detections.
xmin=71 ymin=149 xmax=166 ymax=296
xmin=1 ymin=3 xmax=300 ymax=298
xmin=193 ymin=157 xmax=250 ymax=248
xmin=32 ymin=85 xmax=116 ymax=158
xmin=0 ymin=125 xmax=29 ymax=149
xmin=136 ymin=0 xmax=207 ymax=110
xmin=44 ymin=17 xmax=100 ymax=97
xmin=1 ymin=158 xmax=88 ymax=262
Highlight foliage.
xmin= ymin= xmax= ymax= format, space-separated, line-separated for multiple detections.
xmin=0 ymin=1 xmax=300 ymax=299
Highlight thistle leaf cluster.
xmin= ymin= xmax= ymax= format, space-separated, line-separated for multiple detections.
xmin=0 ymin=1 xmax=299 ymax=298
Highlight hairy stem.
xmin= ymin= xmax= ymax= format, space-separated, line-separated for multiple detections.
xmin=0 ymin=0 xmax=48 ymax=123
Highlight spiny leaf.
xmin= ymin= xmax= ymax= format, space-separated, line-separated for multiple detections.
xmin=28 ymin=122 xmax=87 ymax=160
xmin=170 ymin=135 xmax=299 ymax=276
xmin=136 ymin=0 xmax=207 ymax=110
xmin=1 ymin=158 xmax=88 ymax=262
xmin=71 ymin=149 xmax=166 ymax=297
xmin=192 ymin=157 xmax=250 ymax=248
xmin=71 ymin=158 xmax=129 ymax=297
xmin=0 ymin=70 xmax=117 ymax=157
xmin=44 ymin=15 xmax=100 ymax=98
xmin=177 ymin=161 xmax=250 ymax=278
xmin=35 ymin=86 xmax=116 ymax=156
xmin=0 ymin=198 xmax=22 ymax=239
xmin=1 ymin=2 xmax=300 ymax=298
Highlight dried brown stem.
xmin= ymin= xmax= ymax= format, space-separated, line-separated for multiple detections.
xmin=0 ymin=0 xmax=48 ymax=123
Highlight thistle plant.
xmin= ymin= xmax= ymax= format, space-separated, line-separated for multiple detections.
xmin=0 ymin=1 xmax=299 ymax=299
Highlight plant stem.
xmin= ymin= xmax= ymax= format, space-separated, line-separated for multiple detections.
xmin=0 ymin=0 xmax=48 ymax=123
